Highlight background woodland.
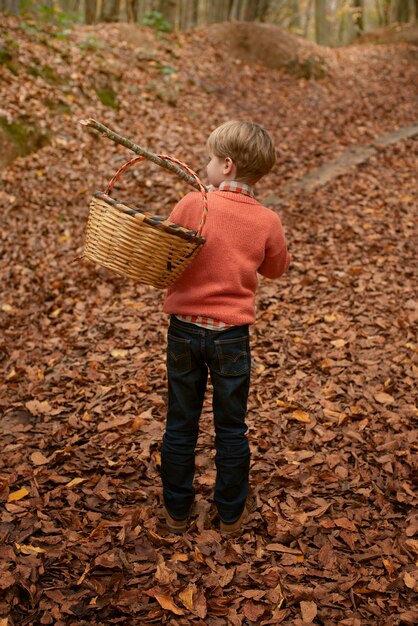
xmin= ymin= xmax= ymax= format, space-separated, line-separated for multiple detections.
xmin=1 ymin=0 xmax=418 ymax=45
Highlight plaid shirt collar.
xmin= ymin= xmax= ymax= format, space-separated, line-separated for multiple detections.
xmin=218 ymin=180 xmax=255 ymax=198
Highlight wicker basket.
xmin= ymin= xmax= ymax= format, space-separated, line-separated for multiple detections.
xmin=83 ymin=155 xmax=207 ymax=289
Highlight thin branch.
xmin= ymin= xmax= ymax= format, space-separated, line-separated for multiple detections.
xmin=79 ymin=118 xmax=205 ymax=191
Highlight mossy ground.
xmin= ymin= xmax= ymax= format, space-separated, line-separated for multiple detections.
xmin=0 ymin=117 xmax=49 ymax=168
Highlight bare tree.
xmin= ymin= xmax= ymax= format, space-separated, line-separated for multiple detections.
xmin=315 ymin=0 xmax=328 ymax=44
xmin=352 ymin=0 xmax=364 ymax=31
xmin=85 ymin=0 xmax=98 ymax=23
xmin=127 ymin=0 xmax=139 ymax=22
xmin=244 ymin=0 xmax=270 ymax=21
xmin=229 ymin=0 xmax=241 ymax=20
xmin=100 ymin=0 xmax=121 ymax=21
xmin=158 ymin=0 xmax=176 ymax=27
xmin=289 ymin=0 xmax=301 ymax=30
xmin=304 ymin=0 xmax=314 ymax=36
xmin=395 ymin=0 xmax=411 ymax=22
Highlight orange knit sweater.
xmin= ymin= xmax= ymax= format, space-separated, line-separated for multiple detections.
xmin=163 ymin=190 xmax=290 ymax=325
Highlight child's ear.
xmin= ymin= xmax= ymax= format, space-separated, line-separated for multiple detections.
xmin=223 ymin=157 xmax=235 ymax=176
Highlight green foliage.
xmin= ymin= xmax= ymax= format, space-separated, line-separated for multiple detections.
xmin=28 ymin=63 xmax=60 ymax=83
xmin=160 ymin=65 xmax=177 ymax=75
xmin=0 ymin=47 xmax=12 ymax=64
xmin=18 ymin=0 xmax=79 ymax=36
xmin=0 ymin=116 xmax=49 ymax=157
xmin=0 ymin=45 xmax=19 ymax=74
xmin=44 ymin=99 xmax=72 ymax=115
xmin=141 ymin=11 xmax=172 ymax=33
xmin=78 ymin=35 xmax=104 ymax=53
xmin=285 ymin=55 xmax=328 ymax=80
xmin=0 ymin=36 xmax=20 ymax=75
xmin=94 ymin=86 xmax=119 ymax=110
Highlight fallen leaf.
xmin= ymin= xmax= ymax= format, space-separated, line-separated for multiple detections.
xmin=66 ymin=477 xmax=86 ymax=488
xmin=171 ymin=553 xmax=189 ymax=562
xmin=25 ymin=400 xmax=52 ymax=415
xmin=77 ymin=564 xmax=91 ymax=585
xmin=153 ymin=593 xmax=184 ymax=615
xmin=0 ymin=478 xmax=10 ymax=502
xmin=194 ymin=546 xmax=206 ymax=563
xmin=274 ymin=581 xmax=285 ymax=610
xmin=7 ymin=488 xmax=29 ymax=502
xmin=335 ymin=517 xmax=357 ymax=531
xmin=243 ymin=600 xmax=266 ymax=622
xmin=0 ymin=571 xmax=15 ymax=591
xmin=374 ymin=392 xmax=395 ymax=404
xmin=404 ymin=572 xmax=417 ymax=590
xmin=156 ymin=556 xmax=176 ymax=585
xmin=97 ymin=415 xmax=132 ymax=432
xmin=111 ymin=348 xmax=129 ymax=358
xmin=398 ymin=610 xmax=418 ymax=624
xmin=291 ymin=410 xmax=310 ymax=423
xmin=405 ymin=539 xmax=418 ymax=555
xmin=300 ymin=600 xmax=317 ymax=623
xmin=331 ymin=339 xmax=346 ymax=348
xmin=179 ymin=584 xmax=195 ymax=612
xmin=30 ymin=451 xmax=49 ymax=466
xmin=15 ymin=543 xmax=46 ymax=555
xmin=266 ymin=544 xmax=303 ymax=555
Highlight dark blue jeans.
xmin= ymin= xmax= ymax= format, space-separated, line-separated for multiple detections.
xmin=161 ymin=316 xmax=251 ymax=524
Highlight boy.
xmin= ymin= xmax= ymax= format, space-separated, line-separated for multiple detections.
xmin=161 ymin=120 xmax=290 ymax=535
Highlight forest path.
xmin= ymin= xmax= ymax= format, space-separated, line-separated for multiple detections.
xmin=283 ymin=120 xmax=418 ymax=193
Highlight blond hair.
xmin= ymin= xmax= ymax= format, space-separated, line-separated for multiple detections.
xmin=206 ymin=120 xmax=276 ymax=183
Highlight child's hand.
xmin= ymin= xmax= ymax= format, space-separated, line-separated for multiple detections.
xmin=207 ymin=184 xmax=217 ymax=192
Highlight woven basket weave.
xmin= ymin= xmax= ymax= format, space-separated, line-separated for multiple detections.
xmin=84 ymin=155 xmax=207 ymax=289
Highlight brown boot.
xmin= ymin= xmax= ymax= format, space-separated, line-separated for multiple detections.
xmin=163 ymin=507 xmax=188 ymax=534
xmin=220 ymin=496 xmax=255 ymax=536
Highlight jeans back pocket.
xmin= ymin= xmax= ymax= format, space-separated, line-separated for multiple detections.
xmin=214 ymin=337 xmax=250 ymax=376
xmin=167 ymin=334 xmax=192 ymax=373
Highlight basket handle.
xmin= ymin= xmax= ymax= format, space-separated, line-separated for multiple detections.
xmin=105 ymin=155 xmax=208 ymax=236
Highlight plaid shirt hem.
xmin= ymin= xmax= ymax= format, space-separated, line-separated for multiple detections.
xmin=175 ymin=315 xmax=233 ymax=330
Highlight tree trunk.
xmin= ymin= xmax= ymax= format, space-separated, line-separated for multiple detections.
xmin=304 ymin=0 xmax=313 ymax=36
xmin=59 ymin=0 xmax=80 ymax=14
xmin=101 ymin=0 xmax=121 ymax=21
xmin=353 ymin=0 xmax=364 ymax=32
xmin=191 ymin=0 xmax=198 ymax=25
xmin=395 ymin=0 xmax=411 ymax=22
xmin=382 ymin=0 xmax=393 ymax=24
xmin=315 ymin=0 xmax=328 ymax=44
xmin=289 ymin=0 xmax=301 ymax=30
xmin=244 ymin=0 xmax=270 ymax=21
xmin=229 ymin=0 xmax=241 ymax=20
xmin=127 ymin=0 xmax=138 ymax=22
xmin=85 ymin=0 xmax=97 ymax=23
xmin=158 ymin=0 xmax=177 ymax=29
xmin=0 ymin=0 xmax=20 ymax=13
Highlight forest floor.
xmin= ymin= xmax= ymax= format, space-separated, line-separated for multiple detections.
xmin=0 ymin=15 xmax=417 ymax=626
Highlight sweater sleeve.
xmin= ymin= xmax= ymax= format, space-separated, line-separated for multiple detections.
xmin=258 ymin=214 xmax=291 ymax=279
xmin=258 ymin=245 xmax=290 ymax=278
